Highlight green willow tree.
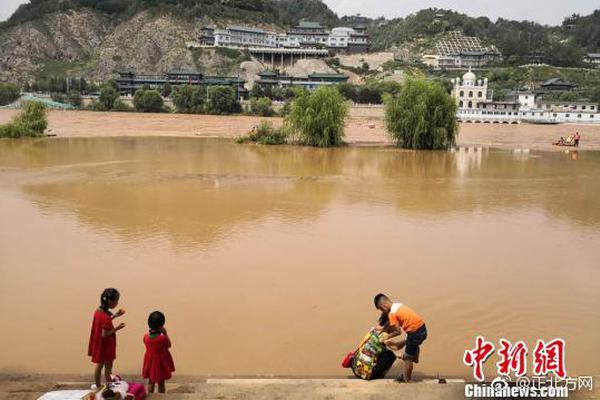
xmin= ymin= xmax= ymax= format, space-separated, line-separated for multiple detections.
xmin=0 ymin=102 xmax=48 ymax=138
xmin=384 ymin=78 xmax=458 ymax=150
xmin=286 ymin=86 xmax=348 ymax=147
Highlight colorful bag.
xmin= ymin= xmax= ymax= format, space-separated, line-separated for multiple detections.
xmin=351 ymin=329 xmax=386 ymax=380
xmin=126 ymin=382 xmax=147 ymax=400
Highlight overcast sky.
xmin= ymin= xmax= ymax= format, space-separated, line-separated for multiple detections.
xmin=0 ymin=0 xmax=598 ymax=24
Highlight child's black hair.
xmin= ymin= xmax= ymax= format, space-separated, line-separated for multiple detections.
xmin=373 ymin=293 xmax=389 ymax=308
xmin=148 ymin=311 xmax=166 ymax=333
xmin=100 ymin=288 xmax=120 ymax=312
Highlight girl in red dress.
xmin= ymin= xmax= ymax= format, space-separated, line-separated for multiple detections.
xmin=88 ymin=288 xmax=126 ymax=388
xmin=142 ymin=311 xmax=175 ymax=393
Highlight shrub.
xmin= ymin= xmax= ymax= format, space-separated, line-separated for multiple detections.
xmin=384 ymin=78 xmax=458 ymax=150
xmin=285 ymin=86 xmax=348 ymax=147
xmin=112 ymin=99 xmax=133 ymax=112
xmin=206 ymin=86 xmax=240 ymax=115
xmin=172 ymin=85 xmax=205 ymax=113
xmin=133 ymin=89 xmax=164 ymax=112
xmin=98 ymin=82 xmax=119 ymax=110
xmin=250 ymin=96 xmax=274 ymax=116
xmin=0 ymin=101 xmax=48 ymax=138
xmin=236 ymin=120 xmax=287 ymax=145
xmin=0 ymin=83 xmax=20 ymax=106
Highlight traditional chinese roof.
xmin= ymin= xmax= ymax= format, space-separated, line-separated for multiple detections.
xmin=227 ymin=25 xmax=266 ymax=34
xmin=541 ymin=78 xmax=575 ymax=87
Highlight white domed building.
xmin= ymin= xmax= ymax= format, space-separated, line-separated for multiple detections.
xmin=450 ymin=69 xmax=600 ymax=124
xmin=451 ymin=68 xmax=489 ymax=110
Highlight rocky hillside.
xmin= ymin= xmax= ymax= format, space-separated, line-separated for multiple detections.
xmin=0 ymin=0 xmax=339 ymax=83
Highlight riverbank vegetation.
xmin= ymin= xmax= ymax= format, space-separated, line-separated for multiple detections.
xmin=133 ymin=88 xmax=164 ymax=112
xmin=249 ymin=97 xmax=274 ymax=116
xmin=235 ymin=120 xmax=287 ymax=145
xmin=384 ymin=78 xmax=457 ymax=150
xmin=237 ymin=86 xmax=348 ymax=147
xmin=0 ymin=102 xmax=48 ymax=138
xmin=0 ymin=83 xmax=20 ymax=106
xmin=286 ymin=86 xmax=348 ymax=147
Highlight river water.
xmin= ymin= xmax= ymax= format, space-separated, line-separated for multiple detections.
xmin=0 ymin=137 xmax=599 ymax=379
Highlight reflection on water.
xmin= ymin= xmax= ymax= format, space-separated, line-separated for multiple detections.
xmin=0 ymin=137 xmax=599 ymax=378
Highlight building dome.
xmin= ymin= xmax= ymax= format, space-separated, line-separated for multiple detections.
xmin=462 ymin=69 xmax=476 ymax=85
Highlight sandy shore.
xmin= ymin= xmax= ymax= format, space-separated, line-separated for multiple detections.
xmin=2 ymin=108 xmax=600 ymax=151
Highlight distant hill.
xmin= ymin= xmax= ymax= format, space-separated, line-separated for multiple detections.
xmin=0 ymin=0 xmax=340 ymax=83
xmin=0 ymin=1 xmax=598 ymax=83
xmin=365 ymin=8 xmax=600 ymax=66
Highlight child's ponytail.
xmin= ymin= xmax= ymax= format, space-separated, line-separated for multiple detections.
xmin=100 ymin=288 xmax=120 ymax=313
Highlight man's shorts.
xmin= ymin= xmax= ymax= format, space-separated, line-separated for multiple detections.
xmin=404 ymin=324 xmax=427 ymax=361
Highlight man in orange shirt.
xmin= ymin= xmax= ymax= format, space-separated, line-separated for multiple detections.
xmin=374 ymin=293 xmax=427 ymax=382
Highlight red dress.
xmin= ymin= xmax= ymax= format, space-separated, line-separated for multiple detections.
xmin=88 ymin=309 xmax=116 ymax=363
xmin=142 ymin=333 xmax=175 ymax=383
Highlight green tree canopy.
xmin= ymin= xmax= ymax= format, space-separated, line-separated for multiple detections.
xmin=286 ymin=86 xmax=348 ymax=147
xmin=172 ymin=85 xmax=205 ymax=113
xmin=206 ymin=86 xmax=240 ymax=114
xmin=98 ymin=82 xmax=119 ymax=110
xmin=384 ymin=78 xmax=457 ymax=150
xmin=0 ymin=102 xmax=48 ymax=138
xmin=250 ymin=96 xmax=274 ymax=116
xmin=133 ymin=89 xmax=164 ymax=112
xmin=0 ymin=83 xmax=21 ymax=106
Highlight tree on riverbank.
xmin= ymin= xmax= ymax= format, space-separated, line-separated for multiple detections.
xmin=133 ymin=88 xmax=164 ymax=112
xmin=249 ymin=96 xmax=274 ymax=116
xmin=206 ymin=86 xmax=241 ymax=114
xmin=0 ymin=102 xmax=48 ymax=138
xmin=286 ymin=86 xmax=348 ymax=147
xmin=172 ymin=85 xmax=205 ymax=113
xmin=384 ymin=78 xmax=457 ymax=150
xmin=0 ymin=83 xmax=20 ymax=106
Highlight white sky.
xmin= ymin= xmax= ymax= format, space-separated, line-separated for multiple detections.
xmin=0 ymin=0 xmax=598 ymax=25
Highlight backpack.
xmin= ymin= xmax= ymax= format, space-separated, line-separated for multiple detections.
xmin=126 ymin=382 xmax=147 ymax=400
xmin=351 ymin=329 xmax=386 ymax=380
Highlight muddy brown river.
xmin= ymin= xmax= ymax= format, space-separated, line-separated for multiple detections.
xmin=0 ymin=137 xmax=599 ymax=379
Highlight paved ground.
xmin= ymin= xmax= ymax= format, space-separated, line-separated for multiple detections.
xmin=0 ymin=375 xmax=467 ymax=400
xmin=2 ymin=375 xmax=599 ymax=400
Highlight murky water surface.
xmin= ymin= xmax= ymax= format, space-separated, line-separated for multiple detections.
xmin=0 ymin=137 xmax=599 ymax=378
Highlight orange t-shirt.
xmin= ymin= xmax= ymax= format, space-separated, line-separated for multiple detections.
xmin=388 ymin=303 xmax=424 ymax=333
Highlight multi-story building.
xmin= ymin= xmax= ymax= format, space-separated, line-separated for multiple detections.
xmin=451 ymin=69 xmax=489 ymax=110
xmin=452 ymin=70 xmax=600 ymax=124
xmin=287 ymin=21 xmax=329 ymax=47
xmin=541 ymin=78 xmax=576 ymax=92
xmin=195 ymin=21 xmax=370 ymax=54
xmin=210 ymin=25 xmax=277 ymax=48
xmin=255 ymin=70 xmax=349 ymax=90
xmin=422 ymin=31 xmax=502 ymax=69
xmin=116 ymin=70 xmax=247 ymax=98
xmin=584 ymin=53 xmax=600 ymax=68
xmin=326 ymin=26 xmax=370 ymax=53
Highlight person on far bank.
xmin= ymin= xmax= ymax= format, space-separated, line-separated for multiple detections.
xmin=374 ymin=293 xmax=427 ymax=383
xmin=88 ymin=288 xmax=126 ymax=388
xmin=142 ymin=311 xmax=175 ymax=393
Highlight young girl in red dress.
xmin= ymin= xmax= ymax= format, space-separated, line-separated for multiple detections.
xmin=142 ymin=311 xmax=175 ymax=393
xmin=88 ymin=288 xmax=126 ymax=388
